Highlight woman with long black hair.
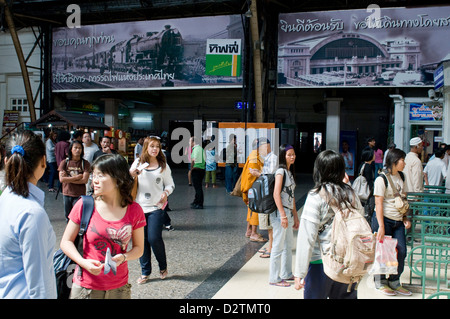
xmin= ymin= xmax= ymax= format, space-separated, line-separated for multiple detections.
xmin=58 ymin=140 xmax=90 ymax=221
xmin=294 ymin=149 xmax=364 ymax=299
xmin=269 ymin=144 xmax=299 ymax=287
xmin=371 ymin=148 xmax=412 ymax=296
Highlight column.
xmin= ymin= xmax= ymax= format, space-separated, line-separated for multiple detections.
xmin=442 ymin=59 xmax=450 ymax=144
xmin=102 ymin=98 xmax=120 ymax=128
xmin=325 ymin=98 xmax=343 ymax=152
xmin=390 ymin=94 xmax=408 ymax=152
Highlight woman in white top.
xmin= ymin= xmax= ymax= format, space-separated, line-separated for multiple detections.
xmin=269 ymin=144 xmax=299 ymax=287
xmin=371 ymin=148 xmax=412 ymax=296
xmin=294 ymin=150 xmax=362 ymax=299
xmin=130 ymin=136 xmax=175 ymax=284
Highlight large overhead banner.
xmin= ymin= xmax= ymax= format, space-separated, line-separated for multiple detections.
xmin=278 ymin=6 xmax=450 ymax=88
xmin=52 ymin=15 xmax=243 ymax=92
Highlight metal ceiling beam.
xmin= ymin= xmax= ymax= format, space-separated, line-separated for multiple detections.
xmin=0 ymin=0 xmax=36 ymax=122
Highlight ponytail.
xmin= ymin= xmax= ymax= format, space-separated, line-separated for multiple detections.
xmin=5 ymin=131 xmax=46 ymax=197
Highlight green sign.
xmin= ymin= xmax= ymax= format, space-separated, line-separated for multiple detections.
xmin=205 ymin=39 xmax=241 ymax=77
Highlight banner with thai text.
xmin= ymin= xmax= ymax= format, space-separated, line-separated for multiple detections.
xmin=52 ymin=15 xmax=243 ymax=92
xmin=278 ymin=6 xmax=450 ymax=88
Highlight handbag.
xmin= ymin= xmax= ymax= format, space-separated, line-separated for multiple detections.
xmin=131 ymin=176 xmax=138 ymax=201
xmin=230 ymin=173 xmax=242 ymax=197
xmin=53 ymin=195 xmax=94 ymax=299
xmin=352 ymin=164 xmax=370 ymax=201
xmin=384 ymin=172 xmax=409 ymax=215
xmin=131 ymin=160 xmax=140 ymax=201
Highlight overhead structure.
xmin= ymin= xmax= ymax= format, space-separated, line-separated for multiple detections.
xmin=0 ymin=0 xmax=36 ymax=122
xmin=31 ymin=110 xmax=111 ymax=131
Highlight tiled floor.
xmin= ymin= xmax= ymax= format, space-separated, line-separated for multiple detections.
xmin=43 ymin=167 xmax=424 ymax=299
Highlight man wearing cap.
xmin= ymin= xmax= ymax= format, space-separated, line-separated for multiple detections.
xmin=248 ymin=138 xmax=278 ymax=256
xmin=404 ymin=137 xmax=424 ymax=192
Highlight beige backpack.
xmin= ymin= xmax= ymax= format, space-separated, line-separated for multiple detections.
xmin=321 ymin=199 xmax=376 ymax=291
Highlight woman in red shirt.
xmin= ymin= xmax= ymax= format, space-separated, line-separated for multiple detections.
xmin=60 ymin=154 xmax=146 ymax=299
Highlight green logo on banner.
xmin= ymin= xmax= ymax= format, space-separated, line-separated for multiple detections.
xmin=205 ymin=39 xmax=241 ymax=77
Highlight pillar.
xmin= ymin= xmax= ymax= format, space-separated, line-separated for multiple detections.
xmin=390 ymin=94 xmax=408 ymax=152
xmin=325 ymin=98 xmax=343 ymax=152
xmin=102 ymin=98 xmax=120 ymax=128
xmin=442 ymin=58 xmax=450 ymax=144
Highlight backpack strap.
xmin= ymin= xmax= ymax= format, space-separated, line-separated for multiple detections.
xmin=383 ymin=172 xmax=402 ymax=197
xmin=78 ymin=195 xmax=95 ymax=237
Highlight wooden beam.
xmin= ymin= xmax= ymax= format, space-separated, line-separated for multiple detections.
xmin=249 ymin=0 xmax=263 ymax=122
xmin=0 ymin=0 xmax=37 ymax=122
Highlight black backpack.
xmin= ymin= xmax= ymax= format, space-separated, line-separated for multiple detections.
xmin=53 ymin=195 xmax=94 ymax=299
xmin=247 ymin=170 xmax=286 ymax=214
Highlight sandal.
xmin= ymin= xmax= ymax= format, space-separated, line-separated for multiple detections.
xmin=377 ymin=285 xmax=396 ymax=296
xmin=269 ymin=280 xmax=290 ymax=287
xmin=258 ymin=248 xmax=267 ymax=253
xmin=260 ymin=252 xmax=270 ymax=258
xmin=136 ymin=275 xmax=149 ymax=285
xmin=160 ymin=269 xmax=168 ymax=280
xmin=250 ymin=235 xmax=267 ymax=242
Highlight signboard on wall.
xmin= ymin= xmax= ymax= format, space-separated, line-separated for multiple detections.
xmin=278 ymin=6 xmax=450 ymax=88
xmin=409 ymin=103 xmax=443 ymax=122
xmin=205 ymin=39 xmax=241 ymax=76
xmin=52 ymin=15 xmax=243 ymax=92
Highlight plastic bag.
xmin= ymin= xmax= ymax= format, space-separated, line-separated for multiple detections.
xmin=369 ymin=236 xmax=398 ymax=276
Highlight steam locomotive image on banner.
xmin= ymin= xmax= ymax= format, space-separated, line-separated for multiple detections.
xmin=52 ymin=15 xmax=244 ymax=92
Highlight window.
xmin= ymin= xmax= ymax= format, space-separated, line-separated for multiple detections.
xmin=10 ymin=98 xmax=28 ymax=113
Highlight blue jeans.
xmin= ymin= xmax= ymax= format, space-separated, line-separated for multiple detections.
xmin=139 ymin=209 xmax=167 ymax=276
xmin=47 ymin=162 xmax=58 ymax=189
xmin=304 ymin=263 xmax=357 ymax=299
xmin=269 ymin=210 xmax=294 ymax=283
xmin=371 ymin=214 xmax=407 ymax=289
xmin=63 ymin=195 xmax=80 ymax=221
xmin=225 ymin=165 xmax=238 ymax=193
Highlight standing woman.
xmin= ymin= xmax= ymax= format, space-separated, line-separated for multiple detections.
xmin=59 ymin=140 xmax=90 ymax=221
xmin=269 ymin=144 xmax=299 ymax=287
xmin=60 ymin=154 xmax=146 ymax=299
xmin=45 ymin=131 xmax=58 ymax=192
xmin=371 ymin=148 xmax=412 ymax=296
xmin=0 ymin=131 xmax=57 ymax=298
xmin=294 ymin=150 xmax=363 ymax=299
xmin=130 ymin=136 xmax=175 ymax=284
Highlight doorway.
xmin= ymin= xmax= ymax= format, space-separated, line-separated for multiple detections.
xmin=296 ymin=122 xmax=326 ymax=173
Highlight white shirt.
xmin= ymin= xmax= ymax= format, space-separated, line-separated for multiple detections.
xmin=0 ymin=183 xmax=57 ymax=299
xmin=83 ymin=143 xmax=99 ymax=164
xmin=373 ymin=173 xmax=409 ymax=221
xmin=424 ymin=157 xmax=447 ymax=186
xmin=134 ymin=143 xmax=143 ymax=159
xmin=262 ymin=152 xmax=278 ymax=174
xmin=446 ymin=164 xmax=450 ymax=194
xmin=403 ymin=151 xmax=424 ymax=192
xmin=130 ymin=159 xmax=175 ymax=213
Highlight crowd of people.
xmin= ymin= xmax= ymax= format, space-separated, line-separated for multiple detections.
xmin=0 ymin=129 xmax=449 ymax=299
